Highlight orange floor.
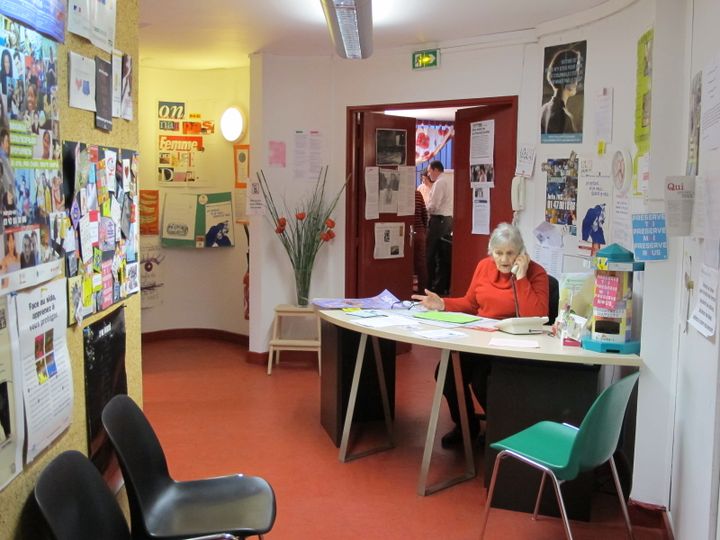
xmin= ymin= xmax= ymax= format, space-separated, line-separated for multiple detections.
xmin=142 ymin=337 xmax=666 ymax=540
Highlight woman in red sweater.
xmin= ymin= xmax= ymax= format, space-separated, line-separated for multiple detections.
xmin=412 ymin=222 xmax=549 ymax=447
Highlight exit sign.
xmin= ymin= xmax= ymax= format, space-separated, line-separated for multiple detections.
xmin=412 ymin=49 xmax=440 ymax=70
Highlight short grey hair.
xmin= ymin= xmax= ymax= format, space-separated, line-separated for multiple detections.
xmin=488 ymin=222 xmax=525 ymax=254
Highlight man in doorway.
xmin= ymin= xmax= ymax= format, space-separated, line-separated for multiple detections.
xmin=425 ymin=160 xmax=453 ymax=295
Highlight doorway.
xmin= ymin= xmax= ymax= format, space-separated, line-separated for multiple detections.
xmin=344 ymin=96 xmax=518 ymax=300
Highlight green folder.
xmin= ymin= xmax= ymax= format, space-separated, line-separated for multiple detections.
xmin=413 ymin=311 xmax=481 ymax=324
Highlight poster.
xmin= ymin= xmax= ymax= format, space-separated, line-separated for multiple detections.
xmin=373 ymin=222 xmax=404 ymax=259
xmin=634 ymin=29 xmax=653 ymax=156
xmin=67 ymin=0 xmax=117 ymax=53
xmin=543 ymin=156 xmax=578 ymax=235
xmin=472 ymin=185 xmax=490 ymax=235
xmin=577 ymin=155 xmax=612 ymax=256
xmin=161 ymin=192 xmax=234 ymax=249
xmin=120 ymin=54 xmax=133 ymax=121
xmin=139 ymin=189 xmax=159 ymax=235
xmin=0 ymin=16 xmax=65 ymax=295
xmin=140 ymin=239 xmax=164 ymax=309
xmin=0 ymin=0 xmax=66 ymax=43
xmin=94 ymin=56 xmax=112 ymax=131
xmin=68 ymin=52 xmax=95 ymax=111
xmin=0 ymin=294 xmax=22 ymax=491
xmin=9 ymin=279 xmax=73 ymax=463
xmin=686 ymin=71 xmax=701 ymax=176
xmin=632 ymin=213 xmax=668 ymax=261
xmin=233 ymin=144 xmax=250 ymax=187
xmin=83 ymin=307 xmax=126 ymax=480
xmin=157 ymin=101 xmax=203 ymax=184
xmin=540 ymin=40 xmax=587 ymax=143
xmin=293 ymin=130 xmax=322 ymax=183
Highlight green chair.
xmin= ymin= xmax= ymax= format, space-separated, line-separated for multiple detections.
xmin=479 ymin=371 xmax=639 ymax=540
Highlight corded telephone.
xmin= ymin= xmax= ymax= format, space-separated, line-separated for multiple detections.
xmin=496 ymin=316 xmax=549 ymax=334
xmin=511 ymin=175 xmax=525 ymax=211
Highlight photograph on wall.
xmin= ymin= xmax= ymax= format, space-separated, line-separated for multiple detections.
xmin=0 ymin=15 xmax=65 ymax=295
xmin=234 ymin=143 xmax=249 ymax=188
xmin=543 ymin=156 xmax=578 ymax=235
xmin=83 ymin=306 xmax=126 ymax=483
xmin=376 ymin=128 xmax=406 ymax=166
xmin=540 ymin=40 xmax=587 ymax=143
xmin=120 ymin=53 xmax=133 ymax=121
xmin=8 ymin=279 xmax=72 ymax=464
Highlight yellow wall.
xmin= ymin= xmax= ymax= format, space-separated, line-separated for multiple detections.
xmin=0 ymin=1 xmax=141 ymax=538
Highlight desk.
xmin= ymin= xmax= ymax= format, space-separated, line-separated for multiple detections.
xmin=318 ymin=309 xmax=641 ymax=500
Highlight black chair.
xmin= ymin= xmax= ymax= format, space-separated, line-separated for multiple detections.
xmin=547 ymin=274 xmax=559 ymax=325
xmin=101 ymin=395 xmax=276 ymax=540
xmin=34 ymin=450 xmax=237 ymax=540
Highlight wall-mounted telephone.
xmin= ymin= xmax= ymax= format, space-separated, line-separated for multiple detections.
xmin=511 ymin=175 xmax=526 ymax=211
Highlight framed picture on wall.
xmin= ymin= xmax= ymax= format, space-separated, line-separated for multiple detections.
xmin=234 ymin=144 xmax=250 ymax=188
xmin=376 ymin=128 xmax=407 ymax=166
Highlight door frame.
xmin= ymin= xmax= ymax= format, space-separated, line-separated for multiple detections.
xmin=344 ymin=95 xmax=519 ymax=297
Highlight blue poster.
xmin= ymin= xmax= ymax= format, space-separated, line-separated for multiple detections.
xmin=0 ymin=1 xmax=65 ymax=43
xmin=632 ymin=213 xmax=668 ymax=261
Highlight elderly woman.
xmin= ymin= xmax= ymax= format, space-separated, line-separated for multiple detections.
xmin=412 ymin=222 xmax=549 ymax=447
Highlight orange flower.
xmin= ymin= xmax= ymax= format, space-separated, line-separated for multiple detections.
xmin=327 ymin=229 xmax=336 ymax=239
xmin=296 ymin=212 xmax=306 ymax=220
xmin=277 ymin=217 xmax=287 ymax=227
xmin=320 ymin=232 xmax=329 ymax=242
xmin=275 ymin=225 xmax=285 ymax=234
xmin=325 ymin=218 xmax=335 ymax=229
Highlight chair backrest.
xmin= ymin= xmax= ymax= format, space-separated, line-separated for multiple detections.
xmin=34 ymin=450 xmax=130 ymax=540
xmin=569 ymin=372 xmax=639 ymax=475
xmin=101 ymin=394 xmax=172 ymax=536
xmin=547 ymin=274 xmax=559 ymax=325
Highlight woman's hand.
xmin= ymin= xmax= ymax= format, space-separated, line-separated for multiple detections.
xmin=513 ymin=251 xmax=531 ymax=280
xmin=411 ymin=289 xmax=445 ymax=311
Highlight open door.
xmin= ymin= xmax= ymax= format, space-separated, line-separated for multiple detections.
xmin=346 ymin=112 xmax=417 ymax=299
xmin=451 ymin=101 xmax=518 ymax=296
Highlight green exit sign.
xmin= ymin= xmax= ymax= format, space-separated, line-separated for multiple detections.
xmin=412 ymin=49 xmax=440 ymax=70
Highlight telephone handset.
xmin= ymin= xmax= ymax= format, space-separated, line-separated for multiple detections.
xmin=510 ymin=249 xmax=526 ymax=276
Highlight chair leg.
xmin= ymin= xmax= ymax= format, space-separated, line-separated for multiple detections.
xmin=479 ymin=451 xmax=506 ymax=539
xmin=548 ymin=473 xmax=573 ymax=540
xmin=609 ymin=456 xmax=635 ymax=540
xmin=532 ymin=471 xmax=547 ymax=520
xmin=267 ymin=348 xmax=274 ymax=375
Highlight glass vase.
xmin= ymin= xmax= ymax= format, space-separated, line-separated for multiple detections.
xmin=294 ymin=266 xmax=312 ymax=307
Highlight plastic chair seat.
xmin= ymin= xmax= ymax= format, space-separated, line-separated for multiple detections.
xmin=491 ymin=420 xmax=578 ymax=480
xmin=147 ymin=475 xmax=275 ymax=538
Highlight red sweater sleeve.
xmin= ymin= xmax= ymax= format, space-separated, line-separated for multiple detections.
xmin=442 ymin=258 xmax=549 ymax=319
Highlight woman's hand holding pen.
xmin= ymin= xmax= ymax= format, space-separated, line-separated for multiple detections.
xmin=411 ymin=289 xmax=445 ymax=311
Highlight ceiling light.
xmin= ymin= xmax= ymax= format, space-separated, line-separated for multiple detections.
xmin=320 ymin=0 xmax=373 ymax=60
xmin=220 ymin=107 xmax=245 ymax=142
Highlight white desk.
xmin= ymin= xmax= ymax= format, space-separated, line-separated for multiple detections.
xmin=319 ymin=309 xmax=642 ymax=496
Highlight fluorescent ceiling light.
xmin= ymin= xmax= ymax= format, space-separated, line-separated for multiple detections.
xmin=320 ymin=0 xmax=373 ymax=59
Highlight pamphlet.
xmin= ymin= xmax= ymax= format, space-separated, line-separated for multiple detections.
xmin=413 ymin=311 xmax=481 ymax=324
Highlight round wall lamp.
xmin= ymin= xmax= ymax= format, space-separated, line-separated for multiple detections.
xmin=220 ymin=106 xmax=245 ymax=142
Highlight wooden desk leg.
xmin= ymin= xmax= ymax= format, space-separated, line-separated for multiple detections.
xmin=418 ymin=349 xmax=476 ymax=496
xmin=339 ymin=333 xmax=394 ymax=462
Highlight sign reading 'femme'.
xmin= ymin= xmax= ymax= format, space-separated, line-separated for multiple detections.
xmin=158 ymin=135 xmax=205 ymax=152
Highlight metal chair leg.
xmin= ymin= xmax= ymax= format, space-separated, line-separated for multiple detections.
xmin=479 ymin=451 xmax=506 ymax=539
xmin=609 ymin=456 xmax=635 ymax=540
xmin=548 ymin=473 xmax=573 ymax=540
xmin=532 ymin=471 xmax=547 ymax=520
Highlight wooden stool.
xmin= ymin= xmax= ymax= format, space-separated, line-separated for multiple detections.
xmin=268 ymin=304 xmax=321 ymax=376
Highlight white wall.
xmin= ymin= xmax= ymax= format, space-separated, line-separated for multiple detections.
xmin=248 ymin=1 xmax=720 ymax=534
xmin=139 ymin=67 xmax=250 ymax=335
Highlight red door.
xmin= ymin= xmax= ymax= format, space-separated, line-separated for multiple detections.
xmin=451 ymin=102 xmax=518 ymax=296
xmin=346 ymin=112 xmax=417 ymax=299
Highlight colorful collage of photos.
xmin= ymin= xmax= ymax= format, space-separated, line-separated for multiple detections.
xmin=0 ymin=14 xmax=64 ymax=293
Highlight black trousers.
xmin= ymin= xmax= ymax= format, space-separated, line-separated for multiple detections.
xmin=426 ymin=215 xmax=452 ymax=294
xmin=435 ymin=352 xmax=492 ymax=430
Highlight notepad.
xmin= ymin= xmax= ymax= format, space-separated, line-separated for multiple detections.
xmin=413 ymin=311 xmax=482 ymax=324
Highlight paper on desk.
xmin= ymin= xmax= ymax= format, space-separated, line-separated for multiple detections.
xmin=413 ymin=329 xmax=468 ymax=340
xmin=488 ymin=338 xmax=540 ymax=348
xmin=354 ymin=315 xmax=421 ymax=328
